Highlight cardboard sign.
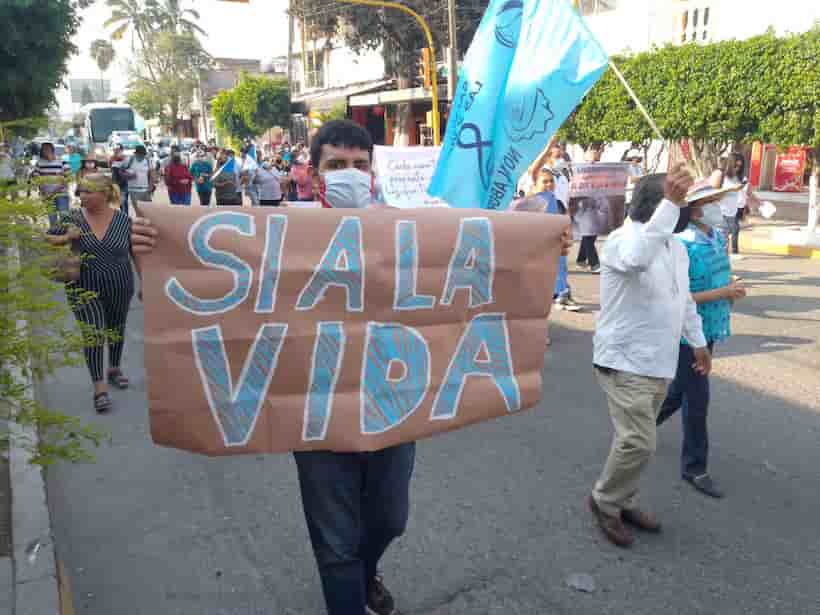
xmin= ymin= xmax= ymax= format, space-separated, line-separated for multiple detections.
xmin=373 ymin=146 xmax=446 ymax=208
xmin=568 ymin=163 xmax=630 ymax=238
xmin=137 ymin=205 xmax=567 ymax=455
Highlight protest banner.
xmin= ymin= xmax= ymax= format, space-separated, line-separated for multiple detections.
xmin=373 ymin=145 xmax=445 ymax=208
xmin=567 ymin=162 xmax=630 ymax=238
xmin=428 ymin=0 xmax=608 ymax=209
xmin=136 ymin=204 xmax=568 ymax=455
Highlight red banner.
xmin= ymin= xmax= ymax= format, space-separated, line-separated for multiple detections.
xmin=773 ymin=146 xmax=807 ymax=192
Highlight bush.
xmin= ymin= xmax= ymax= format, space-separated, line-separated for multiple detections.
xmin=1 ymin=179 xmax=107 ymax=466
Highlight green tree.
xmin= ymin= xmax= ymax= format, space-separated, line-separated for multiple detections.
xmin=211 ymin=88 xmax=256 ymax=146
xmin=233 ymin=74 xmax=290 ymax=134
xmin=0 ymin=149 xmax=107 ymax=465
xmin=559 ymin=29 xmax=820 ymax=176
xmin=0 ymin=0 xmax=80 ymax=121
xmin=90 ymin=39 xmax=116 ymax=101
xmin=212 ymin=74 xmax=290 ymax=144
xmin=105 ymin=0 xmax=158 ymax=51
xmin=153 ymin=0 xmax=206 ymax=36
xmin=752 ymin=26 xmax=819 ymax=172
xmin=126 ymin=30 xmax=210 ymax=131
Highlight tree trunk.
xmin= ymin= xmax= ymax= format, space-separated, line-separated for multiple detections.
xmin=687 ymin=139 xmax=726 ymax=179
xmin=391 ymin=76 xmax=412 ymax=147
xmin=807 ymin=159 xmax=818 ymax=233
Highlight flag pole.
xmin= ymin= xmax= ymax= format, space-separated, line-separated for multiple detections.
xmin=607 ymin=60 xmax=665 ymax=142
xmin=572 ymin=2 xmax=665 ymax=143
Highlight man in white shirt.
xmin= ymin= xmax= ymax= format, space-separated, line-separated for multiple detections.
xmin=125 ymin=145 xmax=154 ymax=207
xmin=588 ymin=165 xmax=711 ymax=548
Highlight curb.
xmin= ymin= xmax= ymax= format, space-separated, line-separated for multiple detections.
xmin=5 ymin=244 xmax=64 ymax=615
xmin=740 ymin=235 xmax=820 ymax=259
xmin=9 ymin=421 xmax=61 ymax=615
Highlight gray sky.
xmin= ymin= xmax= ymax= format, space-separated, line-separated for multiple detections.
xmin=58 ymin=0 xmax=288 ymax=116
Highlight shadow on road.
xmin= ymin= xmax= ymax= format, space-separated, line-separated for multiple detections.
xmin=37 ymin=309 xmax=820 ymax=615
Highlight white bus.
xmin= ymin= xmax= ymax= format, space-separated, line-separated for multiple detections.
xmin=79 ymin=103 xmax=136 ymax=159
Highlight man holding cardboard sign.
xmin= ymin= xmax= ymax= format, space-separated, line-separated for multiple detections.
xmin=132 ymin=121 xmax=570 ymax=614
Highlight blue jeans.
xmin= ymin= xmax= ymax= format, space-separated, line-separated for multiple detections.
xmin=554 ymin=255 xmax=569 ymax=298
xmin=119 ymin=187 xmax=129 ymax=215
xmin=169 ymin=191 xmax=191 ymax=205
xmin=48 ymin=194 xmax=70 ymax=227
xmin=722 ymin=215 xmax=740 ymax=254
xmin=293 ymin=443 xmax=415 ymax=615
xmin=657 ymin=343 xmax=714 ymax=478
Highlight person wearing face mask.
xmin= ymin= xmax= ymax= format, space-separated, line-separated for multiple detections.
xmin=46 ymin=173 xmax=138 ymax=413
xmin=510 ymin=167 xmax=577 ymax=346
xmin=129 ymin=119 xmax=406 ymax=615
xmin=123 ymin=145 xmax=155 ymax=208
xmin=588 ymin=166 xmax=711 ymax=549
xmin=656 ymin=183 xmax=747 ymax=499
xmin=189 ymin=149 xmax=213 ymax=206
xmin=212 ymin=149 xmax=242 ymax=206
xmin=31 ymin=141 xmax=71 ymax=226
xmin=165 ymin=153 xmax=194 ymax=206
xmin=253 ymin=160 xmax=283 ymax=206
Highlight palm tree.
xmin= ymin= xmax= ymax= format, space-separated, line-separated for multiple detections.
xmin=104 ymin=0 xmax=157 ymax=50
xmin=154 ymin=0 xmax=206 ymax=36
xmin=89 ymin=39 xmax=116 ymax=101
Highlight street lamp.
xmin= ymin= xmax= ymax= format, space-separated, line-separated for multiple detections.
xmin=335 ymin=0 xmax=441 ymax=145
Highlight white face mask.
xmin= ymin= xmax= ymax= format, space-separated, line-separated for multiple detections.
xmin=701 ymin=203 xmax=724 ymax=228
xmin=323 ymin=168 xmax=372 ymax=208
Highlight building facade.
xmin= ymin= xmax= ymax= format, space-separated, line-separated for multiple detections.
xmin=582 ymin=0 xmax=815 ymax=55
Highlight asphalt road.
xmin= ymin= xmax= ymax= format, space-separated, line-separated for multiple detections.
xmin=42 ymin=246 xmax=820 ymax=615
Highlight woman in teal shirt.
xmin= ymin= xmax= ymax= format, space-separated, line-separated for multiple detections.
xmin=189 ymin=150 xmax=213 ymax=206
xmin=657 ymin=184 xmax=747 ymax=499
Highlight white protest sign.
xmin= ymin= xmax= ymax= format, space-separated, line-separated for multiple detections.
xmin=373 ymin=145 xmax=446 ymax=209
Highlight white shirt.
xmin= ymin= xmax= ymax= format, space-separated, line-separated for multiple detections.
xmin=593 ymin=199 xmax=707 ymax=379
xmin=254 ymin=167 xmax=283 ymax=201
xmin=126 ymin=157 xmax=151 ymax=191
xmin=718 ymin=176 xmax=743 ymax=217
xmin=553 ymin=173 xmax=570 ymax=207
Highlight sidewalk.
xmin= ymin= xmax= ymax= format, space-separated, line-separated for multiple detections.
xmin=740 ymin=216 xmax=820 ymax=259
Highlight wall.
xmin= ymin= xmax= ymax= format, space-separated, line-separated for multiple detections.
xmin=583 ymin=0 xmax=818 ymax=55
xmin=325 ymin=45 xmax=385 ymax=89
xmin=294 ymin=19 xmax=386 ymax=92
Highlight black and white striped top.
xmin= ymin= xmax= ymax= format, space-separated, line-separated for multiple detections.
xmin=48 ymin=209 xmax=134 ymax=290
xmin=32 ymin=158 xmax=70 ymax=196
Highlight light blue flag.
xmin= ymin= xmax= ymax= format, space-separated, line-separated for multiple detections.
xmin=428 ymin=0 xmax=608 ymax=209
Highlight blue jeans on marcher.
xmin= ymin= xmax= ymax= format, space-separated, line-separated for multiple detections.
xmin=554 ymin=255 xmax=569 ymax=298
xmin=169 ymin=191 xmax=192 ymax=205
xmin=293 ymin=443 xmax=415 ymax=615
xmin=119 ymin=186 xmax=129 ymax=215
xmin=657 ymin=343 xmax=714 ymax=478
xmin=48 ymin=194 xmax=70 ymax=227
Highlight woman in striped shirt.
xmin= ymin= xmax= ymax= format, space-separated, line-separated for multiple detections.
xmin=32 ymin=141 xmax=71 ymax=226
xmin=46 ymin=173 xmax=137 ymax=413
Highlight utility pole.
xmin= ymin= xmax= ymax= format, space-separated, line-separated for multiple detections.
xmin=287 ymin=1 xmax=294 ymax=94
xmin=447 ymin=0 xmax=458 ymax=101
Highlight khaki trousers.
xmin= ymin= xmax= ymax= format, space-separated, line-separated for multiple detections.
xmin=592 ymin=368 xmax=669 ymax=517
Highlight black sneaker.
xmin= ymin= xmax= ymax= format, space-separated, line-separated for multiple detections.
xmin=367 ymin=576 xmax=400 ymax=615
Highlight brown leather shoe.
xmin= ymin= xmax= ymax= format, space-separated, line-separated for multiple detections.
xmin=587 ymin=495 xmax=633 ymax=547
xmin=621 ymin=508 xmax=662 ymax=533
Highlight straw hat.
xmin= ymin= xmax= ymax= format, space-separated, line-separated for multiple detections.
xmin=686 ymin=181 xmax=743 ymax=204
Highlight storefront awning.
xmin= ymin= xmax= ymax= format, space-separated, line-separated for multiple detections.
xmin=291 ymin=79 xmax=393 ymax=114
xmin=349 ymin=84 xmax=447 ymax=107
